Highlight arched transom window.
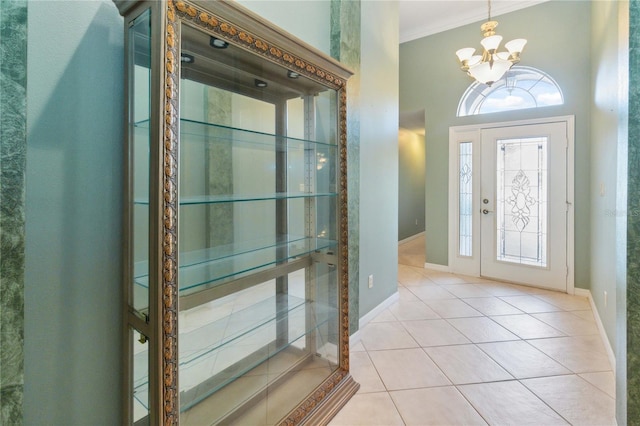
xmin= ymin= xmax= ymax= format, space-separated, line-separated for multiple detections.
xmin=457 ymin=66 xmax=564 ymax=117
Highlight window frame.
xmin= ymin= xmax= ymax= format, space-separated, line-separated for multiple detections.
xmin=457 ymin=66 xmax=564 ymax=117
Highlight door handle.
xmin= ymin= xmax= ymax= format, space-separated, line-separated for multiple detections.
xmin=482 ymin=209 xmax=492 ymax=215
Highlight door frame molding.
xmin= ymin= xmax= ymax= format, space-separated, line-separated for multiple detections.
xmin=448 ymin=115 xmax=575 ymax=294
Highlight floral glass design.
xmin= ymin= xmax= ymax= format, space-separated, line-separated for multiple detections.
xmin=459 ymin=142 xmax=473 ymax=257
xmin=496 ymin=137 xmax=548 ymax=267
xmin=507 ymin=170 xmax=536 ymax=231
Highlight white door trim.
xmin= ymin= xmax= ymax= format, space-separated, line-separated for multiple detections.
xmin=448 ymin=116 xmax=575 ymax=294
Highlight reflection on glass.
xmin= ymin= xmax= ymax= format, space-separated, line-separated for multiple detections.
xmin=131 ymin=10 xmax=151 ymax=314
xmin=172 ymin=21 xmax=341 ymax=425
xmin=496 ymin=137 xmax=548 ymax=267
xmin=459 ymin=142 xmax=473 ymax=257
xmin=178 ymin=266 xmax=339 ymax=424
xmin=132 ymin=252 xmax=341 ymax=423
xmin=132 ymin=327 xmax=149 ymax=424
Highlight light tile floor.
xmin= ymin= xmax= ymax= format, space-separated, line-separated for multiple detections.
xmin=330 ymin=236 xmax=616 ymax=426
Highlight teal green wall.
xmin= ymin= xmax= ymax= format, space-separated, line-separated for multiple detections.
xmin=237 ymin=0 xmax=331 ymax=55
xmin=1 ymin=0 xmax=27 ymax=423
xmin=330 ymin=0 xmax=362 ymax=334
xmin=357 ymin=0 xmax=398 ymax=317
xmin=24 ymin=1 xmax=123 ymax=423
xmin=241 ymin=0 xmax=399 ymax=323
xmin=22 ymin=0 xmax=399 ymax=422
xmin=625 ymin=0 xmax=640 ymax=422
xmin=398 ymin=129 xmax=425 ymax=241
xmin=400 ymin=1 xmax=592 ymax=289
xmin=617 ymin=2 xmax=630 ymax=423
xmin=590 ymin=0 xmax=624 ymax=358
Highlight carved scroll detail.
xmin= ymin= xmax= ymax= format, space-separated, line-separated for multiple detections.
xmin=161 ymin=2 xmax=351 ymax=424
xmin=171 ymin=0 xmax=346 ymax=89
xmin=163 ymin=1 xmax=180 ymax=424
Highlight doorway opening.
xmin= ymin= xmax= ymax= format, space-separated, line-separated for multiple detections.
xmin=399 ymin=109 xmax=426 ymax=266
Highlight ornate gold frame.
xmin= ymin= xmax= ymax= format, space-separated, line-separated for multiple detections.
xmin=116 ymin=0 xmax=356 ymax=424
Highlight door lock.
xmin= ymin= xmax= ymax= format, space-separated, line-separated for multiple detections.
xmin=483 ymin=199 xmax=489 ymax=204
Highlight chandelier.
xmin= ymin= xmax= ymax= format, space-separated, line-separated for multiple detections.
xmin=455 ymin=0 xmax=527 ymax=86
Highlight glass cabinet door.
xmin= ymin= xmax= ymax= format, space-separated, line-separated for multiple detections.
xmin=117 ymin=1 xmax=356 ymax=424
xmin=127 ymin=7 xmax=152 ymax=424
xmin=175 ymin=23 xmax=341 ymax=424
xmin=130 ymin=10 xmax=151 ymax=317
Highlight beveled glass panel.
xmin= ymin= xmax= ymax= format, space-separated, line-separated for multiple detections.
xmin=459 ymin=142 xmax=473 ymax=257
xmin=131 ymin=327 xmax=149 ymax=424
xmin=496 ymin=137 xmax=548 ymax=267
xmin=130 ymin=10 xmax=151 ymax=315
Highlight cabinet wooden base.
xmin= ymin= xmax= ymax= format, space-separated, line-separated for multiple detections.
xmin=296 ymin=374 xmax=360 ymax=426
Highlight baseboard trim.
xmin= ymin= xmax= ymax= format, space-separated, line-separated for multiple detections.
xmin=349 ymin=330 xmax=361 ymax=348
xmin=575 ymin=288 xmax=616 ymax=372
xmin=573 ymin=288 xmax=590 ymax=298
xmin=359 ymin=291 xmax=399 ymax=328
xmin=350 ymin=291 xmax=399 ymax=347
xmin=399 ymin=231 xmax=425 ymax=245
xmin=424 ymin=262 xmax=450 ymax=272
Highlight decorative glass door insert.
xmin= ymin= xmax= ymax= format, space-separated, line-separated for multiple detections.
xmin=495 ymin=137 xmax=548 ymax=267
xmin=478 ymin=120 xmax=569 ymax=291
xmin=459 ymin=142 xmax=473 ymax=257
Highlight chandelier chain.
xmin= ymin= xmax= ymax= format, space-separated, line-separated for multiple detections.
xmin=488 ymin=0 xmax=492 ymax=21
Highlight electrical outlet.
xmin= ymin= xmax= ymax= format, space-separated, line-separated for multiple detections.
xmin=604 ymin=291 xmax=608 ymax=308
xmin=368 ymin=274 xmax=374 ymax=288
xmin=415 ymin=219 xmax=418 ymax=226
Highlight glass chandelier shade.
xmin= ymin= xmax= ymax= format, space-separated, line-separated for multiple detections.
xmin=456 ymin=16 xmax=527 ymax=86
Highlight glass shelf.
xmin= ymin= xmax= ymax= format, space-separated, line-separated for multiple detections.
xmin=135 ymin=118 xmax=336 ymax=149
xmin=134 ymin=191 xmax=337 ymax=205
xmin=133 ymin=293 xmax=337 ymax=412
xmin=134 ymin=118 xmax=338 ymax=204
xmin=134 ymin=235 xmax=337 ymax=292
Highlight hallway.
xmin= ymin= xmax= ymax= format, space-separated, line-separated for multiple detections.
xmin=330 ymin=236 xmax=616 ymax=425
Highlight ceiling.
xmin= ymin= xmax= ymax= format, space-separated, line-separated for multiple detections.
xmin=399 ymin=0 xmax=547 ymax=43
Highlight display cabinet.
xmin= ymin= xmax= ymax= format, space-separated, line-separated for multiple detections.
xmin=114 ymin=0 xmax=357 ymax=424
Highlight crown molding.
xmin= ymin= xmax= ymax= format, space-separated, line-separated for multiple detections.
xmin=400 ymin=0 xmax=548 ymax=44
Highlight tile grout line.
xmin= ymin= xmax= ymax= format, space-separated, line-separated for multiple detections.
xmin=354 ymin=253 xmax=615 ymax=425
xmin=517 ymin=376 xmax=584 ymax=425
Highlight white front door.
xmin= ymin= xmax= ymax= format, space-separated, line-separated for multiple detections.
xmin=449 ymin=117 xmax=573 ymax=293
xmin=480 ymin=122 xmax=568 ymax=290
